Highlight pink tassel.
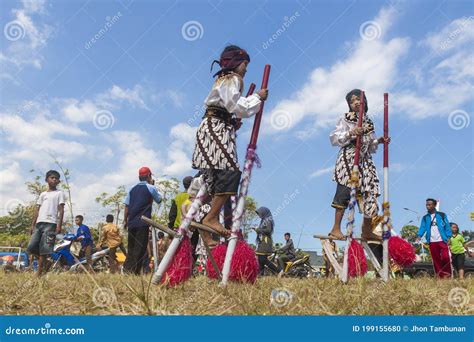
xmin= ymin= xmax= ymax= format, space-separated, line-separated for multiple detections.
xmin=162 ymin=236 xmax=193 ymax=287
xmin=348 ymin=239 xmax=368 ymax=278
xmin=229 ymin=240 xmax=259 ymax=284
xmin=389 ymin=236 xmax=416 ymax=267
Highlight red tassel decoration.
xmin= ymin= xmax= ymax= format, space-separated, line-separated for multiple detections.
xmin=161 ymin=236 xmax=193 ymax=287
xmin=207 ymin=241 xmax=258 ymax=283
xmin=206 ymin=244 xmax=227 ymax=279
xmin=348 ymin=239 xmax=368 ymax=278
xmin=229 ymin=240 xmax=259 ymax=284
xmin=389 ymin=236 xmax=416 ymax=267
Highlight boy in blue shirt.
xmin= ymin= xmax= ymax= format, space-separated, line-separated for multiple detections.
xmin=123 ymin=166 xmax=162 ymax=275
xmin=75 ymin=215 xmax=94 ymax=271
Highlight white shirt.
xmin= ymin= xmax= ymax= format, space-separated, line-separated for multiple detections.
xmin=204 ymin=74 xmax=262 ymax=118
xmin=36 ymin=190 xmax=66 ymax=224
xmin=330 ymin=115 xmax=379 ymax=154
xmin=429 ymin=214 xmax=442 ymax=243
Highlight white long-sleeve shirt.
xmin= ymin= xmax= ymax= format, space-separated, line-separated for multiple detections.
xmin=204 ymin=74 xmax=262 ymax=118
xmin=329 ymin=115 xmax=379 ymax=154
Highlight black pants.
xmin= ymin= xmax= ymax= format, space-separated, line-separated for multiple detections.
xmin=258 ymin=254 xmax=279 ymax=275
xmin=123 ymin=227 xmax=149 ymax=275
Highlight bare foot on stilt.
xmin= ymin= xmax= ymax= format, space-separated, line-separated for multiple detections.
xmin=202 ymin=217 xmax=231 ymax=238
xmin=328 ymin=226 xmax=346 ymax=240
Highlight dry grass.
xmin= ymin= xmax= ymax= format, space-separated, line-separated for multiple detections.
xmin=1 ymin=271 xmax=473 ymax=315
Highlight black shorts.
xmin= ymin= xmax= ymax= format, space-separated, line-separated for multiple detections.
xmin=203 ymin=169 xmax=241 ymax=196
xmin=331 ymin=183 xmax=351 ymax=209
xmin=452 ymin=253 xmax=465 ymax=270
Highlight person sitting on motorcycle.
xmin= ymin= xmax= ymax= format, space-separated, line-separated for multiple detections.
xmin=277 ymin=232 xmax=296 ymax=275
xmin=254 ymin=207 xmax=279 ymax=275
xmin=75 ymin=215 xmax=94 ymax=271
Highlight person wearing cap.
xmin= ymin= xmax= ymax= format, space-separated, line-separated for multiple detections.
xmin=167 ymin=176 xmax=193 ymax=230
xmin=123 ymin=166 xmax=162 ymax=275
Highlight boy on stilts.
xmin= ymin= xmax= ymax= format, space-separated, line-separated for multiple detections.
xmin=328 ymin=89 xmax=390 ymax=241
xmin=192 ymin=45 xmax=268 ymax=244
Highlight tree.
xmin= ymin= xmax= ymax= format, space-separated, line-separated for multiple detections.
xmin=401 ymin=224 xmax=431 ymax=261
xmin=400 ymin=225 xmax=419 ymax=244
xmin=0 ymin=205 xmax=34 ymax=235
xmin=153 ymin=178 xmax=180 ymax=226
xmin=95 ymin=186 xmax=127 ymax=227
xmin=25 ymin=170 xmax=48 ymax=200
xmin=51 ymin=157 xmax=74 ymax=229
xmin=241 ymin=196 xmax=258 ymax=240
xmin=0 ymin=170 xmax=45 ymax=234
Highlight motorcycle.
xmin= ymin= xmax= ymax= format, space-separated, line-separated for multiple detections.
xmin=46 ymin=233 xmax=110 ymax=273
xmin=265 ymin=251 xmax=318 ymax=278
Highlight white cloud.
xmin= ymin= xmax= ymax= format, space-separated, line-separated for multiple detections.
xmin=2 ymin=0 xmax=53 ymax=70
xmin=394 ymin=17 xmax=474 ymax=119
xmin=97 ymin=85 xmax=149 ymax=110
xmin=60 ymin=99 xmax=99 ymax=123
xmin=264 ymin=6 xmax=410 ymax=138
xmin=0 ymin=113 xmax=89 ymax=165
xmin=421 ymin=16 xmax=474 ymax=53
xmin=309 ymin=166 xmax=333 ymax=179
xmin=163 ymin=123 xmax=197 ymax=176
xmin=0 ymin=160 xmax=30 ymax=216
xmin=151 ymin=90 xmax=185 ymax=108
xmin=59 ymin=84 xmax=151 ymax=123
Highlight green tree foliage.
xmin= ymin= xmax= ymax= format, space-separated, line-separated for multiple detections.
xmin=400 ymin=225 xmax=419 ymax=244
xmin=95 ymin=186 xmax=127 ymax=226
xmin=242 ymin=196 xmax=258 ymax=240
xmin=153 ymin=178 xmax=180 ymax=226
xmin=0 ymin=233 xmax=30 ymax=248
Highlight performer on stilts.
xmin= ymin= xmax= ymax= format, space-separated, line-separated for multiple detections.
xmin=192 ymin=45 xmax=268 ymax=246
xmin=328 ymin=89 xmax=390 ymax=241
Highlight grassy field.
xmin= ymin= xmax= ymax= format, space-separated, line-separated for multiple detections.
xmin=1 ymin=272 xmax=473 ymax=316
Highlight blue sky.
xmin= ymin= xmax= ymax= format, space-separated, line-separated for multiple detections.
xmin=0 ymin=0 xmax=472 ymax=253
